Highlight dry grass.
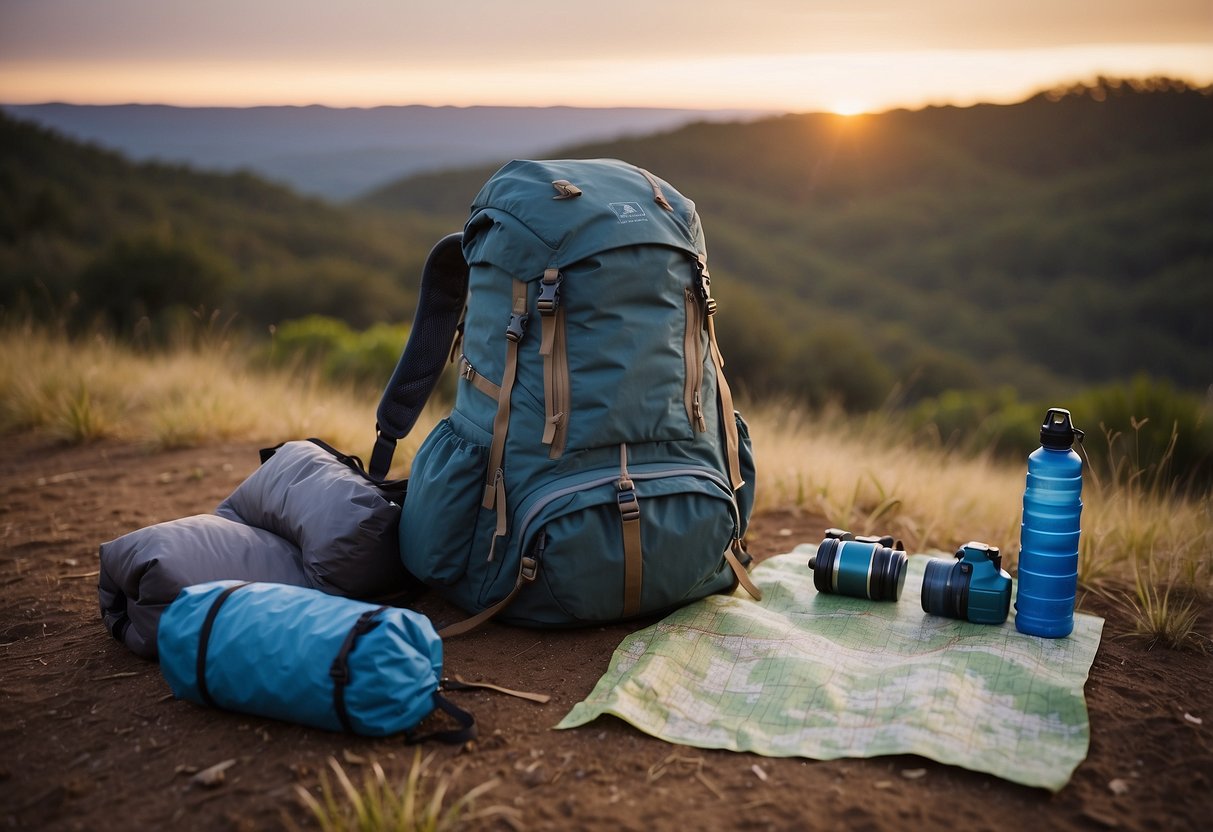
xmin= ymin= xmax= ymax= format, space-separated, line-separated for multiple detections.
xmin=3 ymin=325 xmax=1208 ymax=644
xmin=0 ymin=325 xmax=432 ymax=478
xmin=747 ymin=403 xmax=1024 ymax=557
xmin=291 ymin=752 xmax=515 ymax=832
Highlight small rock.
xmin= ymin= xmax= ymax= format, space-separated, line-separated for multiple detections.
xmin=1183 ymin=712 xmax=1202 ymax=726
xmin=191 ymin=759 xmax=237 ymax=788
xmin=1108 ymin=778 xmax=1130 ymax=796
xmin=901 ymin=768 xmax=926 ymax=780
xmin=521 ymin=766 xmax=547 ymax=788
xmin=873 ymin=780 xmax=894 ymax=790
xmin=751 ymin=763 xmax=768 ymax=782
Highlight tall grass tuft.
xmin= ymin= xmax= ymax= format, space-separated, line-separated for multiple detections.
xmin=291 ymin=753 xmax=514 ymax=832
xmin=1118 ymin=581 xmax=1207 ymax=652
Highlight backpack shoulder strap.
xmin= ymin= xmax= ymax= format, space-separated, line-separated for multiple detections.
xmin=370 ymin=232 xmax=468 ymax=481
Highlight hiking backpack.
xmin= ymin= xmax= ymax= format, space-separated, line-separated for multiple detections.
xmin=369 ymin=158 xmax=760 ymax=633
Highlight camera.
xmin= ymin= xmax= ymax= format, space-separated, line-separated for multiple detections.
xmin=808 ymin=528 xmax=908 ymax=601
xmin=920 ymin=542 xmax=1012 ymax=625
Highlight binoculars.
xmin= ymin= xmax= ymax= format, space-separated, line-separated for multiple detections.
xmin=807 ymin=530 xmax=1012 ymax=625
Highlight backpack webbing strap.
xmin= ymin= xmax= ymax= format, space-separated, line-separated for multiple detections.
xmin=707 ymin=314 xmax=743 ymax=490
xmin=458 ymin=355 xmax=501 ymax=401
xmin=724 ymin=540 xmax=763 ymax=601
xmin=693 ymin=256 xmax=743 ymax=490
xmin=722 ymin=540 xmax=761 ymax=599
xmin=441 ymin=675 xmax=552 ymax=704
xmin=437 ymin=554 xmax=539 ymax=638
xmin=195 ymin=582 xmax=252 ymax=708
xmin=617 ymin=444 xmax=644 ymax=617
xmin=482 ymin=280 xmax=528 ymax=513
xmin=371 ymin=232 xmax=469 ymax=481
xmin=538 ymin=268 xmax=569 ymax=458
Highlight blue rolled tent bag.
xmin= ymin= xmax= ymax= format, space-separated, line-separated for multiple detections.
xmin=158 ymin=581 xmax=473 ymax=740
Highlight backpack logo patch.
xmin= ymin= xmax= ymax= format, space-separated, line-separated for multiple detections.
xmin=609 ymin=202 xmax=648 ymax=224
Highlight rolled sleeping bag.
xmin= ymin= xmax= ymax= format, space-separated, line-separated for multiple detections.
xmin=158 ymin=581 xmax=473 ymax=739
xmin=98 ymin=515 xmax=309 ymax=660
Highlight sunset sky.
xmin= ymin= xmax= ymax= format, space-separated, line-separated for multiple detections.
xmin=1 ymin=0 xmax=1210 ymax=113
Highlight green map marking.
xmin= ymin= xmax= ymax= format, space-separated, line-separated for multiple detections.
xmin=558 ymin=548 xmax=1104 ymax=791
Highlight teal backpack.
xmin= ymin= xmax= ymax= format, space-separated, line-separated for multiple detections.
xmin=369 ymin=159 xmax=761 ymax=634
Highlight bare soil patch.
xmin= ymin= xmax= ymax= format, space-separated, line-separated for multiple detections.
xmin=1 ymin=435 xmax=1210 ymax=831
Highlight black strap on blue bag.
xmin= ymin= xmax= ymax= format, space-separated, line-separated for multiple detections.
xmin=195 ymin=582 xmax=251 ymax=708
xmin=406 ymin=692 xmax=477 ymax=745
xmin=329 ymin=605 xmax=476 ymax=743
xmin=329 ymin=605 xmax=389 ymax=733
xmin=370 ymin=232 xmax=469 ymax=481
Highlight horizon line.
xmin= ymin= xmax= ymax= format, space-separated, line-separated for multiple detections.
xmin=5 ymin=74 xmax=1210 ymax=119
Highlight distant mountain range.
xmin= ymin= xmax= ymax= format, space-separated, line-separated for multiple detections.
xmin=0 ymin=103 xmax=770 ymax=200
xmin=4 ymin=79 xmax=1209 ymax=410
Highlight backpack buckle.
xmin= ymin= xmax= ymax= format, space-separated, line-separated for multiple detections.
xmin=694 ymin=260 xmax=718 ymax=315
xmin=520 ymin=555 xmax=539 ymax=581
xmin=616 ymin=484 xmax=640 ymax=523
xmin=328 ymin=661 xmax=350 ymax=684
xmin=506 ymin=311 xmax=529 ymax=342
xmin=537 ymin=271 xmax=562 ymax=315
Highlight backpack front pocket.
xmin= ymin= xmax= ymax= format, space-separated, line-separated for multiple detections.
xmin=490 ymin=465 xmax=739 ymax=625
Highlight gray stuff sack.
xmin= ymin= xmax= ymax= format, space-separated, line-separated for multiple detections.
xmin=99 ymin=438 xmax=413 ymax=660
xmin=216 ymin=439 xmax=411 ymax=598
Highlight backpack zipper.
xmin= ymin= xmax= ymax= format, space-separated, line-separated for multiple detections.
xmin=636 ymin=167 xmax=675 ymax=212
xmin=684 ymin=287 xmax=707 ymax=432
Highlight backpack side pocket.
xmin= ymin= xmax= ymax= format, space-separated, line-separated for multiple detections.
xmin=400 ymin=417 xmax=495 ymax=588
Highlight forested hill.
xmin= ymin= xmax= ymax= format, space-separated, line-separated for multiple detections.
xmin=0 ymin=113 xmax=446 ymax=330
xmin=2 ymin=79 xmax=1210 ymax=410
xmin=362 ymin=79 xmax=1213 ymax=404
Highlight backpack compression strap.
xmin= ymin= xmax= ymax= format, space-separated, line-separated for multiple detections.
xmin=697 ymin=257 xmax=744 ymax=490
xmin=370 ymin=233 xmax=469 ymax=481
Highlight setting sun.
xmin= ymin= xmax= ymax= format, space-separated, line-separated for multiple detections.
xmin=829 ymin=101 xmax=870 ymax=116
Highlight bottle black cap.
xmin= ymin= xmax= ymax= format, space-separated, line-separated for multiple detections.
xmin=1040 ymin=408 xmax=1084 ymax=449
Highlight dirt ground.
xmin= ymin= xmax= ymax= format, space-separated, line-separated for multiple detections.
xmin=1 ymin=434 xmax=1210 ymax=831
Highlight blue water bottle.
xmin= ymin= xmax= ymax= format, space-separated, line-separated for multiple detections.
xmin=1015 ymin=408 xmax=1084 ymax=638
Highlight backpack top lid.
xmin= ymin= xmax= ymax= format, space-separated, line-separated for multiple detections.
xmin=463 ymin=158 xmax=706 ymax=279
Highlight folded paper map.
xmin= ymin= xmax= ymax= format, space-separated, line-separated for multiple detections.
xmin=559 ymin=547 xmax=1104 ymax=791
